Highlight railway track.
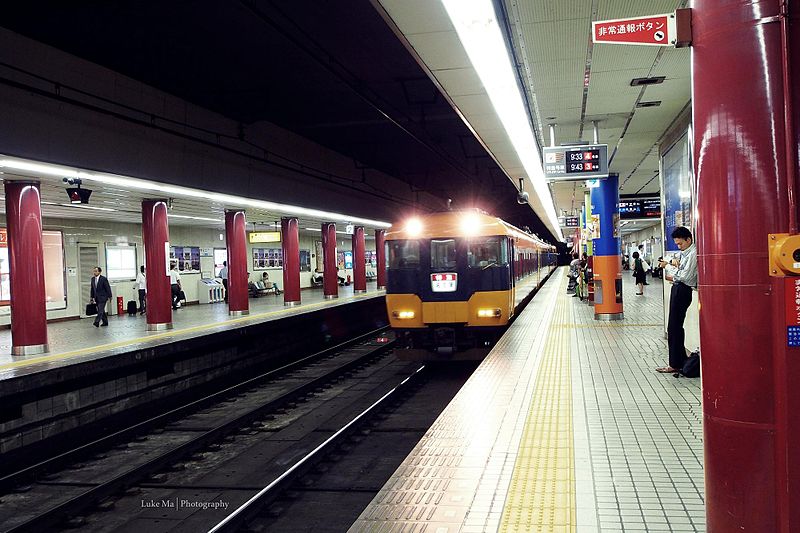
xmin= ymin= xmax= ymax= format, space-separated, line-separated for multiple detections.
xmin=0 ymin=328 xmax=418 ymax=533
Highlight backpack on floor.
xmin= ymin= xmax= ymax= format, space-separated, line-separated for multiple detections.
xmin=680 ymin=352 xmax=701 ymax=378
xmin=127 ymin=300 xmax=138 ymax=316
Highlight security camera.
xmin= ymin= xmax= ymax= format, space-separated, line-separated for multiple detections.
xmin=516 ymin=177 xmax=528 ymax=204
xmin=62 ymin=177 xmax=82 ymax=186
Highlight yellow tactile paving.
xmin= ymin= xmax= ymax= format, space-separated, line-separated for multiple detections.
xmin=499 ymin=285 xmax=576 ymax=533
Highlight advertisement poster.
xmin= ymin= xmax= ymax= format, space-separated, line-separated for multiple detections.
xmin=662 ymin=131 xmax=692 ymax=252
xmin=169 ymin=246 xmax=201 ymax=272
xmin=252 ymin=248 xmax=283 ymax=270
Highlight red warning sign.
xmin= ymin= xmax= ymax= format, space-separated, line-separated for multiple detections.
xmin=593 ymin=14 xmax=673 ymax=46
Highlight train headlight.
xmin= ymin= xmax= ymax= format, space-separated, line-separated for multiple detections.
xmin=392 ymin=310 xmax=415 ymax=319
xmin=405 ymin=218 xmax=423 ymax=236
xmin=477 ymin=308 xmax=502 ymax=318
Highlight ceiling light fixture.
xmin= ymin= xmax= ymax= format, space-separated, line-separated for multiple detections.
xmin=58 ymin=203 xmax=116 ymax=212
xmin=0 ymin=157 xmax=392 ymax=228
xmin=168 ymin=214 xmax=223 ymax=223
xmin=440 ymin=0 xmax=562 ymax=240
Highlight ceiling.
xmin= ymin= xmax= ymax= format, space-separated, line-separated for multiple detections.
xmin=375 ymin=0 xmax=690 ymax=232
xmin=0 ymin=1 xmax=691 ymax=244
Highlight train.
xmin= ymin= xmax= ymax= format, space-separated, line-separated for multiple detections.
xmin=385 ymin=210 xmax=557 ymax=360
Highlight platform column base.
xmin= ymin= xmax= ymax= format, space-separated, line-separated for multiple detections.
xmin=594 ymin=312 xmax=624 ymax=321
xmin=11 ymin=343 xmax=49 ymax=356
xmin=284 ymin=301 xmax=301 ymax=307
xmin=324 ymin=294 xmax=338 ymax=300
xmin=229 ymin=310 xmax=250 ymax=317
xmin=354 ymin=289 xmax=367 ymax=294
xmin=146 ymin=322 xmax=174 ymax=331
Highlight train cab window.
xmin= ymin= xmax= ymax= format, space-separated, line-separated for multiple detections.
xmin=430 ymin=239 xmax=457 ymax=270
xmin=387 ymin=240 xmax=420 ymax=269
xmin=468 ymin=236 xmax=507 ymax=268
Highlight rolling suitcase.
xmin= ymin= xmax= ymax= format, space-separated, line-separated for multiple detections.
xmin=127 ymin=300 xmax=137 ymax=316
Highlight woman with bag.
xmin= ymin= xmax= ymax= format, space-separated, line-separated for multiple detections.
xmin=632 ymin=251 xmax=646 ymax=295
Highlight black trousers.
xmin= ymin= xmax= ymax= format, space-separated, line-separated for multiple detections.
xmin=668 ymin=282 xmax=693 ymax=370
xmin=222 ymin=279 xmax=228 ymax=302
xmin=171 ymin=284 xmax=181 ymax=308
xmin=138 ymin=289 xmax=146 ymax=312
xmin=94 ymin=298 xmax=108 ymax=325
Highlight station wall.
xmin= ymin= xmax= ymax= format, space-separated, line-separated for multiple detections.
xmin=0 ymin=28 xmax=443 ymax=225
xmin=0 ymin=216 xmax=373 ymax=326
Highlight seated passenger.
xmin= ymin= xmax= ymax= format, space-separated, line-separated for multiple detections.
xmin=311 ymin=268 xmax=324 ymax=286
xmin=261 ymin=271 xmax=281 ymax=294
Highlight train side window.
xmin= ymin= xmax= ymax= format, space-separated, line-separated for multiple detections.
xmin=387 ymin=240 xmax=420 ymax=269
xmin=430 ymin=239 xmax=457 ymax=270
xmin=468 ymin=236 xmax=507 ymax=268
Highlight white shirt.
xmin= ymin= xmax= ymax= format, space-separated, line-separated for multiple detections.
xmin=169 ymin=269 xmax=181 ymax=284
xmin=136 ymin=272 xmax=147 ymax=291
xmin=673 ymin=243 xmax=698 ymax=288
xmin=219 ymin=266 xmax=228 ymax=280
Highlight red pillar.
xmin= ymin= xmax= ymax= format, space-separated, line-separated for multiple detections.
xmin=352 ymin=226 xmax=366 ymax=293
xmin=693 ymin=2 xmax=799 ymax=531
xmin=375 ymin=229 xmax=386 ymax=289
xmin=4 ymin=181 xmax=48 ymax=355
xmin=281 ymin=217 xmax=301 ymax=306
xmin=225 ymin=210 xmax=249 ymax=316
xmin=321 ymin=222 xmax=338 ymax=299
xmin=142 ymin=200 xmax=172 ymax=331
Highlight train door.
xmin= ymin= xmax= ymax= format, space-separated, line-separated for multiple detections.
xmin=79 ymin=243 xmax=100 ymax=317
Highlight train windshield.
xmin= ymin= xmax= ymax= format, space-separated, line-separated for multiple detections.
xmin=468 ymin=236 xmax=507 ymax=268
xmin=387 ymin=240 xmax=420 ymax=269
xmin=430 ymin=239 xmax=457 ymax=270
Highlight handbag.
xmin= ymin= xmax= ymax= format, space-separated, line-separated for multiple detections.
xmin=85 ymin=303 xmax=98 ymax=316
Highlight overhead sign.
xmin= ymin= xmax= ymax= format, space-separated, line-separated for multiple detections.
xmin=565 ymin=216 xmax=580 ymax=228
xmin=619 ymin=198 xmax=661 ymax=220
xmin=345 ymin=224 xmax=355 ymax=235
xmin=543 ymin=144 xmax=609 ymax=181
xmin=592 ymin=10 xmax=691 ymax=47
xmin=248 ymin=231 xmax=281 ymax=243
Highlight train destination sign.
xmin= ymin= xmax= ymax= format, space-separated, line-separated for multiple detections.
xmin=543 ymin=144 xmax=608 ymax=181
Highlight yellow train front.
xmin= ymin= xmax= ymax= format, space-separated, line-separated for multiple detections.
xmin=385 ymin=211 xmax=556 ymax=360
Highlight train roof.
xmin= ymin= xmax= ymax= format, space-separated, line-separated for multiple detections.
xmin=386 ymin=211 xmax=554 ymax=249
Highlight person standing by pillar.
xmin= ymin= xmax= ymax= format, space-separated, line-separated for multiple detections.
xmin=169 ymin=262 xmax=182 ymax=310
xmin=656 ymin=227 xmax=697 ymax=373
xmin=220 ymin=261 xmax=229 ymax=303
xmin=136 ymin=265 xmax=147 ymax=314
xmin=91 ymin=266 xmax=112 ymax=327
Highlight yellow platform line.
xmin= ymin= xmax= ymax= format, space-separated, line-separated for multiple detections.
xmin=0 ymin=292 xmax=377 ymax=372
xmin=499 ymin=284 xmax=575 ymax=533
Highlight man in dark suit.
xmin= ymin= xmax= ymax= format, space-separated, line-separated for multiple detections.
xmin=90 ymin=266 xmax=112 ymax=327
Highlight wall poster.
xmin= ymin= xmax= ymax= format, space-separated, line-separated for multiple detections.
xmin=252 ymin=248 xmax=283 ymax=270
xmin=169 ymin=246 xmax=201 ymax=272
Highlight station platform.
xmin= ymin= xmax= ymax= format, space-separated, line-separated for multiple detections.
xmin=351 ymin=268 xmax=705 ymax=532
xmin=0 ymin=282 xmax=383 ymax=382
xmin=0 ymin=283 xmax=386 ymax=455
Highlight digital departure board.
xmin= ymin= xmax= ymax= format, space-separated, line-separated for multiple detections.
xmin=619 ymin=198 xmax=661 ymax=220
xmin=543 ymin=144 xmax=608 ymax=181
xmin=565 ymin=148 xmax=603 ymax=173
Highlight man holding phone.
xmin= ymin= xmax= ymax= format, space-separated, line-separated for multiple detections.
xmin=656 ymin=227 xmax=697 ymax=374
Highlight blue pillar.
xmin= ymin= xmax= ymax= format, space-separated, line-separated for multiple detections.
xmin=591 ymin=173 xmax=623 ymax=319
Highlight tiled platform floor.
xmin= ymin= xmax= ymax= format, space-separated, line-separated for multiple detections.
xmin=0 ymin=283 xmax=383 ymax=380
xmin=350 ymin=268 xmax=704 ymax=532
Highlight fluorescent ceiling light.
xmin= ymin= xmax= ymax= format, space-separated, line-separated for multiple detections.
xmin=58 ymin=203 xmax=116 ymax=212
xmin=305 ymin=227 xmax=350 ymax=234
xmin=440 ymin=0 xmax=562 ymax=240
xmin=0 ymin=157 xmax=392 ymax=228
xmin=168 ymin=214 xmax=223 ymax=223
